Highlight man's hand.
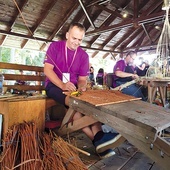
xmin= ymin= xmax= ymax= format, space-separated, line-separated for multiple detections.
xmin=78 ymin=85 xmax=87 ymax=92
xmin=132 ymin=74 xmax=139 ymax=79
xmin=62 ymin=82 xmax=76 ymax=91
xmin=77 ymin=76 xmax=87 ymax=92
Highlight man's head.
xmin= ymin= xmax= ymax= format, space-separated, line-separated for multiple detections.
xmin=66 ymin=23 xmax=86 ymax=50
xmin=125 ymin=51 xmax=137 ymax=65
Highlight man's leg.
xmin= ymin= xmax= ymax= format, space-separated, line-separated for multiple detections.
xmin=116 ymin=81 xmax=146 ymax=101
xmin=73 ymin=112 xmax=124 ymax=158
xmin=122 ymin=84 xmax=146 ymax=101
xmin=73 ymin=111 xmax=99 ymax=140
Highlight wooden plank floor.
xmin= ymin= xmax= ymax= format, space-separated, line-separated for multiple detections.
xmin=66 ymin=131 xmax=163 ymax=170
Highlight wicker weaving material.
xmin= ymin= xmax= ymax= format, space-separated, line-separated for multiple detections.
xmin=71 ymin=90 xmax=140 ymax=106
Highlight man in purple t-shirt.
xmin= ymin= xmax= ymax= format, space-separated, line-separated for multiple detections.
xmin=44 ymin=23 xmax=124 ymax=159
xmin=113 ymin=51 xmax=145 ymax=100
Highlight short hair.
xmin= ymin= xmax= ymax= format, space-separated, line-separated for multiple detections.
xmin=68 ymin=22 xmax=86 ymax=32
xmin=126 ymin=51 xmax=136 ymax=57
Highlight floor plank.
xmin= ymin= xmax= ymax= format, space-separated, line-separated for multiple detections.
xmin=65 ymin=131 xmax=163 ymax=170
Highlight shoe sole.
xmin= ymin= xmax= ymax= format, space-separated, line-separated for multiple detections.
xmin=98 ymin=150 xmax=116 ymax=159
xmin=96 ymin=134 xmax=126 ymax=153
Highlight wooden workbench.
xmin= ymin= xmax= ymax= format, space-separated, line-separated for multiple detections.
xmin=142 ymin=77 xmax=170 ymax=107
xmin=58 ymin=90 xmax=170 ymax=170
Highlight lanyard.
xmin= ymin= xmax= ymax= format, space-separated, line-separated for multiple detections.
xmin=65 ymin=44 xmax=77 ymax=73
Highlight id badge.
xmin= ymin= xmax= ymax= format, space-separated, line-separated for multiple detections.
xmin=63 ymin=73 xmax=70 ymax=83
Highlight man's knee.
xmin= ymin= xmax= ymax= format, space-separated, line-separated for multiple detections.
xmin=73 ymin=112 xmax=83 ymax=120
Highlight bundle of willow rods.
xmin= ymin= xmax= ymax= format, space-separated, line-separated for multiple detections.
xmin=0 ymin=122 xmax=43 ymax=170
xmin=19 ymin=122 xmax=43 ymax=169
xmin=40 ymin=133 xmax=66 ymax=170
xmin=0 ymin=125 xmax=19 ymax=169
xmin=0 ymin=122 xmax=87 ymax=170
xmin=52 ymin=134 xmax=88 ymax=170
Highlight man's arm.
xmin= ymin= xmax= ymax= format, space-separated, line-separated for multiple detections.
xmin=77 ymin=76 xmax=87 ymax=91
xmin=115 ymin=70 xmax=139 ymax=79
xmin=44 ymin=62 xmax=64 ymax=89
xmin=44 ymin=62 xmax=76 ymax=91
xmin=137 ymin=63 xmax=146 ymax=71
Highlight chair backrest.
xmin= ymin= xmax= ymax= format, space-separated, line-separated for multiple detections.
xmin=105 ymin=73 xmax=114 ymax=89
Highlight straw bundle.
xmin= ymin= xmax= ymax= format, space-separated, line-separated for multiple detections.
xmin=0 ymin=122 xmax=87 ymax=170
xmin=52 ymin=134 xmax=88 ymax=170
xmin=40 ymin=133 xmax=66 ymax=170
xmin=0 ymin=122 xmax=43 ymax=170
xmin=19 ymin=122 xmax=43 ymax=169
xmin=0 ymin=125 xmax=19 ymax=169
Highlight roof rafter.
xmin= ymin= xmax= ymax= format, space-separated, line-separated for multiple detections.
xmin=20 ymin=0 xmax=57 ymax=49
xmin=0 ymin=0 xmax=28 ymax=46
xmin=40 ymin=2 xmax=79 ymax=51
xmin=86 ymin=11 xmax=166 ymax=36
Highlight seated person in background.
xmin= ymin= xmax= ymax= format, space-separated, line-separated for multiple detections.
xmin=113 ymin=51 xmax=146 ymax=101
xmin=44 ymin=22 xmax=124 ymax=159
xmin=135 ymin=57 xmax=149 ymax=76
xmin=135 ymin=59 xmax=150 ymax=98
xmin=89 ymin=66 xmax=95 ymax=86
xmin=96 ymin=68 xmax=105 ymax=85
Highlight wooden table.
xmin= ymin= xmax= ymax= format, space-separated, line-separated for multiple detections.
xmin=142 ymin=77 xmax=170 ymax=107
xmin=57 ymin=90 xmax=170 ymax=170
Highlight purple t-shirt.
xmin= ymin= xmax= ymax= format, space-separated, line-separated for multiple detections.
xmin=113 ymin=60 xmax=126 ymax=81
xmin=113 ymin=59 xmax=135 ymax=85
xmin=113 ymin=60 xmax=126 ymax=87
xmin=44 ymin=40 xmax=89 ymax=86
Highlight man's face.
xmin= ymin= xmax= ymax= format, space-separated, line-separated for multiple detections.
xmin=127 ymin=54 xmax=136 ymax=65
xmin=66 ymin=26 xmax=85 ymax=50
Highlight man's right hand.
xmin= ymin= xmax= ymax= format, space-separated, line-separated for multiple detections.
xmin=132 ymin=74 xmax=139 ymax=79
xmin=62 ymin=82 xmax=76 ymax=92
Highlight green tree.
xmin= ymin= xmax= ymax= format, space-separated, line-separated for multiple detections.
xmin=0 ymin=47 xmax=11 ymax=63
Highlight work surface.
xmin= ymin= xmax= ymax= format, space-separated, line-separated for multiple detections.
xmin=71 ymin=90 xmax=140 ymax=106
xmin=70 ymin=90 xmax=170 ymax=131
xmin=68 ymin=89 xmax=170 ymax=170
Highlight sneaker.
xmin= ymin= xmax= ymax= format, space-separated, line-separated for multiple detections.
xmin=94 ymin=132 xmax=125 ymax=153
xmin=98 ymin=149 xmax=116 ymax=159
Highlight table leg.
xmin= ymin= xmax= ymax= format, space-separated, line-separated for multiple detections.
xmin=158 ymin=86 xmax=166 ymax=107
xmin=148 ymin=86 xmax=157 ymax=104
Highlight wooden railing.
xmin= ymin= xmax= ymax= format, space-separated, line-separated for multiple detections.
xmin=0 ymin=62 xmax=57 ymax=109
xmin=0 ymin=62 xmax=45 ymax=92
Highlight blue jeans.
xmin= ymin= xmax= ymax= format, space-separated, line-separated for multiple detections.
xmin=116 ymin=81 xmax=146 ymax=101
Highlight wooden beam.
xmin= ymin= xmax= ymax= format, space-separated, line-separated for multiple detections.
xmin=21 ymin=0 xmax=57 ymax=49
xmin=86 ymin=0 xmax=103 ymax=7
xmin=91 ymin=51 xmax=99 ymax=58
xmin=112 ymin=27 xmax=136 ymax=50
xmin=0 ymin=0 xmax=28 ymax=46
xmin=121 ymin=27 xmax=143 ymax=49
xmin=81 ymin=46 xmax=120 ymax=53
xmin=78 ymin=0 xmax=95 ymax=28
xmin=86 ymin=11 xmax=166 ymax=36
xmin=0 ymin=29 xmax=52 ymax=43
xmin=102 ymin=52 xmax=109 ymax=59
xmin=40 ymin=2 xmax=79 ymax=51
xmin=134 ymin=0 xmax=139 ymax=19
xmin=102 ymin=30 xmax=119 ymax=48
xmin=141 ymin=24 xmax=153 ymax=44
